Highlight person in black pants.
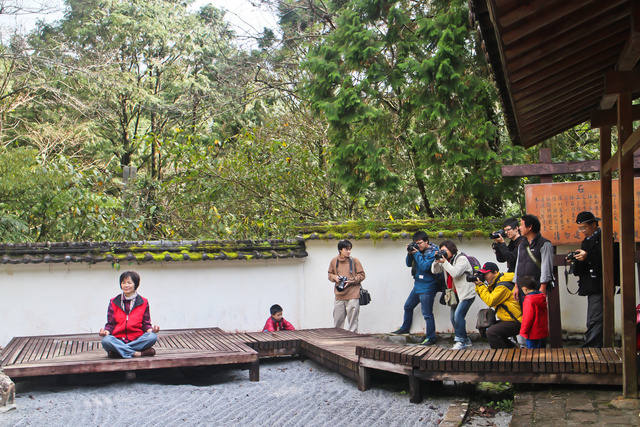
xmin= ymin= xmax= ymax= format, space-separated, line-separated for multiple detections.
xmin=568 ymin=211 xmax=604 ymax=348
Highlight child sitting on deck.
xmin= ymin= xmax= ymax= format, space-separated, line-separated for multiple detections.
xmin=519 ymin=276 xmax=548 ymax=349
xmin=99 ymin=271 xmax=160 ymax=358
xmin=263 ymin=304 xmax=295 ymax=332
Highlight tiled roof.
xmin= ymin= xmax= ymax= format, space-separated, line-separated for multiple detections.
xmin=0 ymin=240 xmax=307 ymax=265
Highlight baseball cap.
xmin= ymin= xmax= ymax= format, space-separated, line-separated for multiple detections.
xmin=576 ymin=211 xmax=601 ymax=224
xmin=478 ymin=262 xmax=499 ymax=274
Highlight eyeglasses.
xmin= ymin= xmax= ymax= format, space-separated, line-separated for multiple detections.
xmin=503 ymin=227 xmax=513 ymax=232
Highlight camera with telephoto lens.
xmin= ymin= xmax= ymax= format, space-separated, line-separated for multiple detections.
xmin=407 ymin=242 xmax=419 ymax=252
xmin=489 ymin=229 xmax=506 ymax=239
xmin=466 ymin=272 xmax=486 ymax=283
xmin=434 ymin=249 xmax=447 ymax=260
xmin=336 ymin=276 xmax=348 ymax=292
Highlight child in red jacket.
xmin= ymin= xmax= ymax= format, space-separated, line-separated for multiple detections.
xmin=519 ymin=276 xmax=548 ymax=349
xmin=263 ymin=304 xmax=295 ymax=332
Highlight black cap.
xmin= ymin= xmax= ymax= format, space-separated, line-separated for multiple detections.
xmin=576 ymin=211 xmax=600 ymax=224
xmin=478 ymin=262 xmax=499 ymax=273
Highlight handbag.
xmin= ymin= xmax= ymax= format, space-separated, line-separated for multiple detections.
xmin=444 ymin=288 xmax=458 ymax=306
xmin=359 ymin=287 xmax=371 ymax=306
xmin=476 ymin=308 xmax=496 ymax=338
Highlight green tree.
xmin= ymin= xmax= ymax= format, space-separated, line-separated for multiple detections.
xmin=301 ymin=0 xmax=525 ymax=218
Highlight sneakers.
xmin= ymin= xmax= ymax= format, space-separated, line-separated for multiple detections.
xmin=465 ymin=338 xmax=473 ymax=347
xmin=391 ymin=328 xmax=410 ymax=335
xmin=452 ymin=342 xmax=466 ymax=350
xmin=420 ymin=338 xmax=437 ymax=346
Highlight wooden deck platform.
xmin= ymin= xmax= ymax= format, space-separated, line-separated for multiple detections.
xmin=0 ymin=327 xmax=374 ymax=383
xmin=1 ymin=328 xmax=260 ymax=380
xmin=1 ymin=328 xmax=627 ymax=404
xmin=356 ymin=344 xmax=624 ymax=403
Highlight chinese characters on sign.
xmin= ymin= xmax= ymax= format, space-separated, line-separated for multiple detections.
xmin=525 ymin=179 xmax=640 ymax=245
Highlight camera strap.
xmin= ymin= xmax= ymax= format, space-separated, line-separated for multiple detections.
xmin=336 ymin=257 xmax=354 ymax=276
xmin=563 ymin=257 xmax=579 ymax=295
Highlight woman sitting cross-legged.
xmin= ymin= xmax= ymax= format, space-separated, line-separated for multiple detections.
xmin=99 ymin=271 xmax=160 ymax=358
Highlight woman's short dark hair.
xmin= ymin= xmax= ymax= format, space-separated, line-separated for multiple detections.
xmin=337 ymin=240 xmax=352 ymax=251
xmin=439 ymin=240 xmax=458 ymax=255
xmin=119 ymin=271 xmax=141 ymax=290
xmin=521 ymin=214 xmax=541 ymax=234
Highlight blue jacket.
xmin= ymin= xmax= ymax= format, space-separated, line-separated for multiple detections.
xmin=406 ymin=243 xmax=439 ymax=294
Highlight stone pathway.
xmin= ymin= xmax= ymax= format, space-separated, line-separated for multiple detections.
xmin=510 ymin=385 xmax=640 ymax=426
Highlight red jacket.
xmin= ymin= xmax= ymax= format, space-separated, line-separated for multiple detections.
xmin=263 ymin=317 xmax=295 ymax=332
xmin=105 ymin=294 xmax=151 ymax=343
xmin=520 ymin=291 xmax=548 ymax=340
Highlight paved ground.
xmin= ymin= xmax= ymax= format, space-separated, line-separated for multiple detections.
xmin=510 ymin=384 xmax=640 ymax=426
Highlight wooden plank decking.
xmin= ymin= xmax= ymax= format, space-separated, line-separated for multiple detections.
xmin=1 ymin=328 xmax=260 ymax=380
xmin=355 ymin=343 xmax=624 ymax=403
xmin=1 ymin=328 xmax=627 ymax=405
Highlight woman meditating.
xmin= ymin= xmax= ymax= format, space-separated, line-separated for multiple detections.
xmin=99 ymin=271 xmax=160 ymax=358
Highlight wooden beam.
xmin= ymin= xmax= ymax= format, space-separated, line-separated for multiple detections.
xmin=599 ymin=2 xmax=640 ymax=110
xmin=600 ymin=126 xmax=615 ymax=347
xmin=616 ymin=0 xmax=640 ymax=70
xmin=621 ymin=125 xmax=640 ymax=157
xmin=604 ymin=70 xmax=640 ymax=94
xmin=616 ymin=90 xmax=638 ymax=399
xmin=591 ymin=104 xmax=640 ymax=128
xmin=502 ymin=160 xmax=600 ymax=177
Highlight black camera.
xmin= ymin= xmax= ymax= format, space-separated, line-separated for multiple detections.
xmin=565 ymin=252 xmax=579 ymax=275
xmin=336 ymin=276 xmax=348 ymax=292
xmin=407 ymin=242 xmax=419 ymax=252
xmin=466 ymin=272 xmax=486 ymax=283
xmin=566 ymin=251 xmax=579 ymax=260
xmin=434 ymin=249 xmax=447 ymax=260
xmin=489 ymin=229 xmax=506 ymax=239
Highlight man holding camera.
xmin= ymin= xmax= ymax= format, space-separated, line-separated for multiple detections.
xmin=492 ymin=218 xmax=526 ymax=273
xmin=513 ymin=214 xmax=554 ymax=303
xmin=391 ymin=231 xmax=440 ymax=345
xmin=328 ymin=239 xmax=366 ymax=333
xmin=473 ymin=262 xmax=523 ymax=349
xmin=568 ymin=211 xmax=603 ymax=348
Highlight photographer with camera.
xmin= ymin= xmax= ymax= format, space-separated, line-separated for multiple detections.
xmin=567 ymin=211 xmax=604 ymax=348
xmin=491 ymin=218 xmax=526 ymax=273
xmin=391 ymin=231 xmax=440 ymax=345
xmin=432 ymin=240 xmax=476 ymax=349
xmin=473 ymin=262 xmax=523 ymax=349
xmin=328 ymin=240 xmax=366 ymax=333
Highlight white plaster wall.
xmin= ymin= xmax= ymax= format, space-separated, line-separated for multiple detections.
xmin=0 ymin=259 xmax=304 ymax=347
xmin=1 ymin=237 xmax=635 ymax=347
xmin=303 ymin=237 xmax=502 ymax=335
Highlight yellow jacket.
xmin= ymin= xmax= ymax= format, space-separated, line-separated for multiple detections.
xmin=475 ymin=272 xmax=522 ymax=323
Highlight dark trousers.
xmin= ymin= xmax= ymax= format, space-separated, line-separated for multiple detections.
xmin=486 ymin=321 xmax=521 ymax=349
xmin=583 ymin=293 xmax=603 ymax=348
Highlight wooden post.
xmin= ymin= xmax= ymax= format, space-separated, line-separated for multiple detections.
xmin=409 ymin=373 xmax=423 ymax=404
xmin=616 ymin=91 xmax=638 ymax=398
xmin=249 ymin=360 xmax=260 ymax=382
xmin=540 ymin=148 xmax=563 ymax=348
xmin=599 ymin=126 xmax=616 ymax=347
xmin=357 ymin=357 xmax=371 ymax=391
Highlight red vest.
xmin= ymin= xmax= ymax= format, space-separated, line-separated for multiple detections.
xmin=110 ymin=296 xmax=148 ymax=342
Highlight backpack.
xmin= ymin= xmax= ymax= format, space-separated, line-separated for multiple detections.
xmin=460 ymin=252 xmax=481 ymax=272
